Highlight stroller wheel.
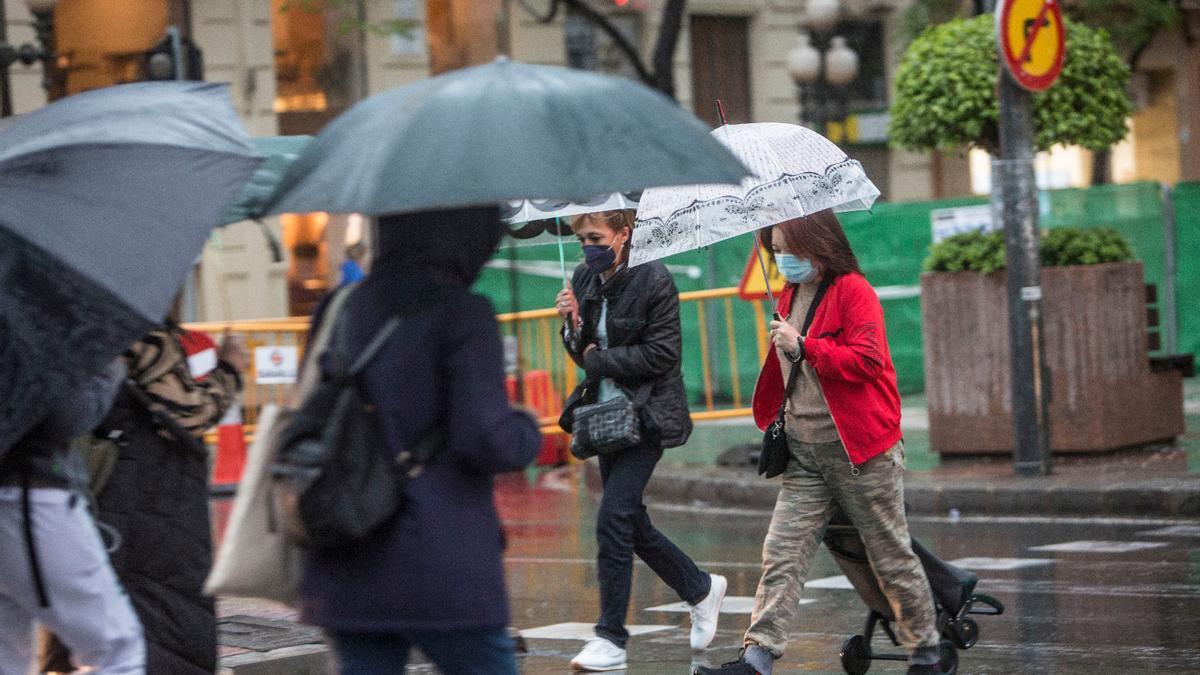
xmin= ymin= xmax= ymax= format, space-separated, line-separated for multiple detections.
xmin=839 ymin=634 xmax=872 ymax=675
xmin=937 ymin=639 xmax=959 ymax=674
xmin=946 ymin=618 xmax=979 ymax=650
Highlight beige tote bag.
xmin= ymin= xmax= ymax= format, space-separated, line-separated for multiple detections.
xmin=204 ymin=288 xmax=352 ymax=604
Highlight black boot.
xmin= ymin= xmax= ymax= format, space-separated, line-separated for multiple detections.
xmin=906 ymin=664 xmax=940 ymax=674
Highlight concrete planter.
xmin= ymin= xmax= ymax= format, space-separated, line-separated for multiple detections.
xmin=921 ymin=261 xmax=1184 ymax=454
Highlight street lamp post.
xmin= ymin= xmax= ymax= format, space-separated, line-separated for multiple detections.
xmin=0 ymin=0 xmax=63 ymax=118
xmin=787 ymin=0 xmax=859 ymax=135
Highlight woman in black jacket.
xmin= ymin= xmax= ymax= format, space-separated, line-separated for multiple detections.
xmin=556 ymin=210 xmax=727 ymax=671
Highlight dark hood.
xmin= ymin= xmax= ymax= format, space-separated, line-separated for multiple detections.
xmin=374 ymin=205 xmax=503 ymax=288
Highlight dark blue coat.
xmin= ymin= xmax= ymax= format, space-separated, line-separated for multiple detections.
xmin=298 ymin=267 xmax=542 ymax=632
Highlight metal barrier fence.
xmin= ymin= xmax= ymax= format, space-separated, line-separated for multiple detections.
xmin=186 ymin=286 xmax=763 ymax=441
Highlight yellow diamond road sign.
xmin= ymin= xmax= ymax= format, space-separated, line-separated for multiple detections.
xmin=997 ymin=0 xmax=1065 ymax=92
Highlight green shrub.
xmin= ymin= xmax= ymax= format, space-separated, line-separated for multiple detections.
xmin=923 ymin=229 xmax=1007 ymax=273
xmin=924 ymin=226 xmax=1134 ymax=272
xmin=1041 ymin=227 xmax=1134 ymax=267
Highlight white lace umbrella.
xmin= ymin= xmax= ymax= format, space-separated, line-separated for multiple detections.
xmin=502 ymin=191 xmax=640 ymax=237
xmin=500 ymin=191 xmax=642 ymax=290
xmin=630 ymin=123 xmax=879 ymax=268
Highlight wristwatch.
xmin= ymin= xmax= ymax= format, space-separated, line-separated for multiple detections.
xmin=786 ymin=340 xmax=805 ymax=363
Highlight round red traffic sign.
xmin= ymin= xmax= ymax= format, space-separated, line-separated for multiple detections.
xmin=997 ymin=0 xmax=1066 ymax=92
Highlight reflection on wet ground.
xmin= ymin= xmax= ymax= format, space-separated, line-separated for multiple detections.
xmin=211 ymin=469 xmax=1200 ymax=673
xmin=493 ymin=470 xmax=1200 ymax=674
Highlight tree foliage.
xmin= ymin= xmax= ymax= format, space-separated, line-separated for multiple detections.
xmin=901 ymin=0 xmax=1181 ymax=65
xmin=1066 ymin=0 xmax=1180 ymax=64
xmin=889 ymin=15 xmax=1132 ymax=155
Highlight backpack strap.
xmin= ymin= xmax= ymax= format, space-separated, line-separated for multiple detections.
xmin=348 ymin=318 xmax=402 ymax=377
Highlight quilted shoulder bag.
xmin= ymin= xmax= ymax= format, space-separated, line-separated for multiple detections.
xmin=569 ymin=384 xmax=653 ymax=460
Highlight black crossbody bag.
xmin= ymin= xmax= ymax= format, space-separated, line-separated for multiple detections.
xmin=759 ymin=277 xmax=831 ymax=479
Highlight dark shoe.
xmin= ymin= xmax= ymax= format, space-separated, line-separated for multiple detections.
xmin=693 ymin=651 xmax=761 ymax=675
xmin=906 ymin=665 xmax=940 ymax=674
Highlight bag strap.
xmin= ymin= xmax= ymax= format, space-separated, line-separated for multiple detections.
xmin=347 ymin=318 xmax=402 ymax=377
xmin=630 ymin=381 xmax=654 ymax=408
xmin=777 ymin=276 xmax=833 ymax=418
xmin=295 ymin=285 xmax=356 ymax=403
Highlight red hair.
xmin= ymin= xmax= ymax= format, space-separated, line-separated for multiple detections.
xmin=759 ymin=209 xmax=861 ymax=278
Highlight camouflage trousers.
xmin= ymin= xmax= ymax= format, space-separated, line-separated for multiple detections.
xmin=744 ymin=438 xmax=938 ymax=657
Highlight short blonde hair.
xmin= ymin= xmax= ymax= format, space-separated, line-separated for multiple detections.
xmin=570 ymin=209 xmax=635 ymax=234
xmin=570 ymin=210 xmax=635 ymax=265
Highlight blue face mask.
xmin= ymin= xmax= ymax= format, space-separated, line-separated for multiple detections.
xmin=776 ymin=253 xmax=817 ymax=284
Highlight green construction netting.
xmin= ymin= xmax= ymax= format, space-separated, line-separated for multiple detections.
xmin=475 ymin=181 xmax=1184 ymax=403
xmin=1173 ymin=182 xmax=1200 ymax=359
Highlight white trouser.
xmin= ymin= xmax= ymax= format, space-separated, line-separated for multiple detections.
xmin=0 ymin=487 xmax=145 ymax=675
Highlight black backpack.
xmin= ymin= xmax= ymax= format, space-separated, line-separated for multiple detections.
xmin=269 ymin=312 xmax=438 ymax=549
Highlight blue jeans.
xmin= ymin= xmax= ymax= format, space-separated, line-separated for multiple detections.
xmin=328 ymin=628 xmax=517 ymax=675
xmin=595 ymin=443 xmax=711 ymax=648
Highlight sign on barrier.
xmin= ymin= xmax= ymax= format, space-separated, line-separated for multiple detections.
xmin=254 ymin=346 xmax=298 ymax=384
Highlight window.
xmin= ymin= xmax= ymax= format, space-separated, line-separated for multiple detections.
xmin=833 ymin=18 xmax=886 ymax=111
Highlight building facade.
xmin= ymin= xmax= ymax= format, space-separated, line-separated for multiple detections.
xmin=4 ymin=0 xmax=1196 ymax=321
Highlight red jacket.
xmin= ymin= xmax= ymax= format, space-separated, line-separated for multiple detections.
xmin=752 ymin=272 xmax=902 ymax=466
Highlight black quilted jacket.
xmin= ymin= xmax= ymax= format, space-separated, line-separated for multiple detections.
xmin=564 ymin=260 xmax=693 ymax=449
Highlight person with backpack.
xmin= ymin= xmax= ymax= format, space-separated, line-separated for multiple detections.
xmin=695 ymin=211 xmax=939 ymax=675
xmin=298 ymin=205 xmax=542 ymax=674
xmin=0 ymin=360 xmax=146 ymax=675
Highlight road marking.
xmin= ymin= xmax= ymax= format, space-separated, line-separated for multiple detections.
xmin=506 ymin=556 xmax=762 ymax=569
xmin=1029 ymin=540 xmax=1169 ymax=553
xmin=520 ymin=622 xmax=674 ymax=640
xmin=1137 ymin=524 xmax=1200 ymax=538
xmin=645 ymin=596 xmax=814 ymax=615
xmin=805 ymin=575 xmax=854 ymax=590
xmin=949 ymin=557 xmax=1054 ymax=570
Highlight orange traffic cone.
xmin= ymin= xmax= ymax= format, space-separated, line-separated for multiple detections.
xmin=211 ymin=404 xmax=247 ymax=494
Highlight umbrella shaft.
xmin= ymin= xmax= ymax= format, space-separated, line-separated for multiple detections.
xmin=753 ymin=240 xmax=776 ymax=309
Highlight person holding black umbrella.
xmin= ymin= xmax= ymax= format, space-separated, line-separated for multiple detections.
xmin=0 ymin=361 xmax=146 ymax=675
xmin=556 ymin=210 xmax=727 ymax=671
xmin=299 ymin=206 xmax=542 ymax=674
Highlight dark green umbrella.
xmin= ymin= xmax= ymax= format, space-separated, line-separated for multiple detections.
xmin=258 ymin=58 xmax=747 ymax=216
xmin=220 ymin=135 xmax=311 ymax=225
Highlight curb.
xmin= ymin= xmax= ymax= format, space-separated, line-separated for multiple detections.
xmin=585 ymin=461 xmax=1200 ymax=518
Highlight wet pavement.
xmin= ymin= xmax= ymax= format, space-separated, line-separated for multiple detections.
xmin=216 ymin=468 xmax=1200 ymax=673
xmin=496 ymin=471 xmax=1200 ymax=674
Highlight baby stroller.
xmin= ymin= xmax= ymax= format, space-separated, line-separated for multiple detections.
xmin=822 ymin=510 xmax=1004 ymax=674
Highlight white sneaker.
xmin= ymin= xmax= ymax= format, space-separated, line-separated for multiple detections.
xmin=689 ymin=573 xmax=728 ymax=650
xmin=570 ymin=636 xmax=627 ymax=671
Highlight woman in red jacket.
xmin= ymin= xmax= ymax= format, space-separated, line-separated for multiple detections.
xmin=697 ymin=210 xmax=939 ymax=675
